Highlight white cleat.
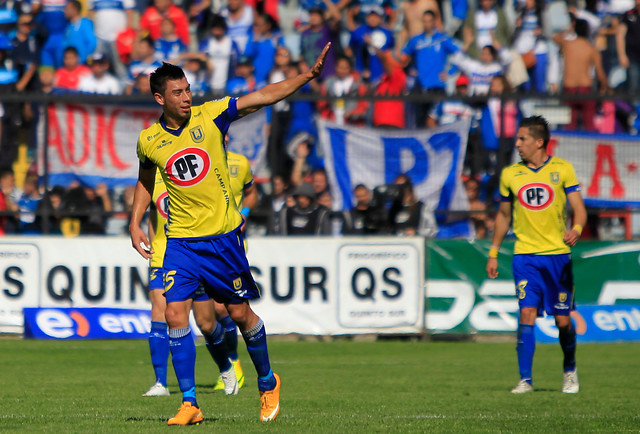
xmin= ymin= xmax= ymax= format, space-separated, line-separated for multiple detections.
xmin=562 ymin=370 xmax=579 ymax=394
xmin=220 ymin=365 xmax=239 ymax=396
xmin=143 ymin=382 xmax=170 ymax=397
xmin=511 ymin=379 xmax=533 ymax=394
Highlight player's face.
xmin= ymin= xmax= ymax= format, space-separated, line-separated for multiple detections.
xmin=515 ymin=127 xmax=543 ymax=162
xmin=157 ymin=77 xmax=192 ymax=125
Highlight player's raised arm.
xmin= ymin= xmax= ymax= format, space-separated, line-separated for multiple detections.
xmin=236 ymin=42 xmax=331 ymax=117
xmin=129 ymin=164 xmax=156 ymax=259
xmin=486 ymin=200 xmax=512 ymax=279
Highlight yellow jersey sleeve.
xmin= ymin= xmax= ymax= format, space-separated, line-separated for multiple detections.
xmin=150 ymin=168 xmax=168 ymax=268
xmin=227 ymin=151 xmax=254 ymax=209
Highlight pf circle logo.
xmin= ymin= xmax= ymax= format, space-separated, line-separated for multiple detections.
xmin=156 ymin=191 xmax=169 ymax=219
xmin=517 ymin=183 xmax=554 ymax=211
xmin=165 ymin=147 xmax=210 ymax=187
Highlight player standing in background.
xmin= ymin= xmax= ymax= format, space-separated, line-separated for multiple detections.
xmin=130 ymin=42 xmax=330 ymax=425
xmin=486 ymin=116 xmax=587 ymax=394
xmin=212 ymin=147 xmax=258 ymax=392
xmin=143 ymin=168 xmax=239 ymax=398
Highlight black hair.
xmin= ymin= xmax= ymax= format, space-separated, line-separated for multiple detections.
xmin=63 ymin=46 xmax=79 ymax=56
xmin=482 ymin=45 xmax=498 ymax=60
xmin=210 ymin=14 xmax=227 ymax=31
xmin=149 ymin=62 xmax=186 ymax=95
xmin=519 ymin=115 xmax=550 ymax=148
xmin=575 ymin=18 xmax=589 ymax=38
xmin=423 ymin=10 xmax=436 ymax=18
xmin=68 ymin=0 xmax=82 ymax=13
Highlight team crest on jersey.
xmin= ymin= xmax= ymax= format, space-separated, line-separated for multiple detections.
xmin=559 ymin=292 xmax=567 ymax=303
xmin=517 ymin=183 xmax=554 ymax=211
xmin=189 ymin=125 xmax=204 ymax=143
xmin=165 ymin=147 xmax=211 ymax=187
xmin=229 ymin=164 xmax=238 ymax=177
xmin=517 ymin=280 xmax=527 ymax=299
xmin=155 ymin=191 xmax=169 ymax=219
xmin=233 ymin=277 xmax=242 ymax=290
xmin=550 ymin=172 xmax=560 ymax=184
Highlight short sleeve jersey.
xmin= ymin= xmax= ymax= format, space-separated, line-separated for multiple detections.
xmin=150 ymin=168 xmax=168 ymax=268
xmin=499 ymin=156 xmax=580 ymax=255
xmin=226 ymin=151 xmax=254 ymax=209
xmin=137 ymin=97 xmax=243 ymax=239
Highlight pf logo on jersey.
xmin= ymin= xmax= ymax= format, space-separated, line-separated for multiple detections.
xmin=155 ymin=191 xmax=169 ymax=219
xmin=165 ymin=147 xmax=210 ymax=187
xmin=517 ymin=182 xmax=554 ymax=211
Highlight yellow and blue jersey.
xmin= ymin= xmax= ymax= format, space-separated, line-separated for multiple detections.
xmin=226 ymin=151 xmax=254 ymax=208
xmin=137 ymin=97 xmax=243 ymax=239
xmin=500 ymin=156 xmax=580 ymax=255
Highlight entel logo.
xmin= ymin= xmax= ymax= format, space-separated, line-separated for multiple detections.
xmin=156 ymin=191 xmax=169 ymax=219
xmin=36 ymin=310 xmax=90 ymax=339
xmin=517 ymin=182 xmax=554 ymax=211
xmin=165 ymin=147 xmax=210 ymax=187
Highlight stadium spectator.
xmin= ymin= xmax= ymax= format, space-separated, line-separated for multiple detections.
xmin=401 ymin=10 xmax=459 ymax=126
xmin=198 ymin=14 xmax=240 ymax=94
xmin=10 ymin=13 xmax=39 ymax=93
xmin=128 ymin=37 xmax=163 ymax=84
xmin=398 ymin=0 xmax=442 ymax=52
xmin=79 ymin=183 xmax=113 ymax=235
xmin=226 ymin=56 xmax=259 ymax=95
xmin=140 ymin=0 xmax=190 ymax=46
xmin=388 ymin=174 xmax=437 ymax=237
xmin=427 ymin=74 xmax=475 ymax=127
xmin=511 ymin=0 xmax=548 ymax=93
xmin=16 ymin=174 xmax=41 ymax=234
xmin=487 ymin=115 xmax=585 ymax=395
xmin=39 ymin=66 xmax=55 ymax=93
xmin=317 ymin=55 xmax=369 ymax=126
xmin=260 ymin=173 xmax=289 ymax=235
xmin=245 ymin=0 xmax=279 ymax=22
xmin=244 ymin=12 xmax=283 ymax=85
xmin=34 ymin=185 xmax=65 ymax=234
xmin=341 ymin=183 xmax=385 ymax=234
xmin=63 ymin=0 xmax=97 ymax=66
xmin=554 ymin=18 xmax=608 ymax=131
xmin=616 ymin=0 xmax=640 ymax=93
xmin=87 ymin=0 xmax=135 ymax=80
xmin=300 ymin=7 xmax=339 ymax=81
xmin=450 ymin=41 xmax=510 ymax=95
xmin=464 ymin=176 xmax=491 ymax=239
xmin=220 ymin=0 xmax=254 ymax=54
xmin=154 ymin=18 xmax=188 ymax=63
xmin=279 ymin=182 xmax=331 ymax=235
xmin=0 ymin=170 xmax=19 ymax=214
xmin=462 ymin=0 xmax=511 ymax=59
xmin=0 ymin=35 xmax=20 ymax=172
xmin=347 ymin=0 xmax=398 ymax=30
xmin=78 ymin=52 xmax=123 ymax=94
xmin=180 ymin=55 xmax=209 ymax=96
xmin=53 ymin=46 xmax=91 ymax=91
xmin=347 ymin=6 xmax=394 ymax=83
xmin=128 ymin=71 xmax=153 ymax=94
xmin=34 ymin=0 xmax=68 ymax=68
xmin=372 ymin=49 xmax=406 ymax=129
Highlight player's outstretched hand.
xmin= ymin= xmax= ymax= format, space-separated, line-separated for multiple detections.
xmin=563 ymin=228 xmax=581 ymax=247
xmin=131 ymin=226 xmax=152 ymax=259
xmin=309 ymin=42 xmax=331 ymax=79
xmin=486 ymin=258 xmax=498 ymax=279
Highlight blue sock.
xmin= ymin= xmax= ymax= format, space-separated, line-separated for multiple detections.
xmin=558 ymin=325 xmax=577 ymax=372
xmin=169 ymin=327 xmax=197 ymax=407
xmin=149 ymin=321 xmax=169 ymax=386
xmin=242 ymin=318 xmax=275 ymax=391
xmin=203 ymin=322 xmax=232 ymax=372
xmin=219 ymin=315 xmax=239 ymax=360
xmin=516 ymin=324 xmax=535 ymax=383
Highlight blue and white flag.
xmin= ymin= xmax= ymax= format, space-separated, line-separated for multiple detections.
xmin=227 ymin=110 xmax=269 ymax=178
xmin=318 ymin=119 xmax=472 ymax=235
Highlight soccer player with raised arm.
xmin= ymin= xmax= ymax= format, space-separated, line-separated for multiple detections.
xmin=130 ymin=42 xmax=330 ymax=425
xmin=486 ymin=116 xmax=587 ymax=395
xmin=143 ymin=168 xmax=239 ymax=398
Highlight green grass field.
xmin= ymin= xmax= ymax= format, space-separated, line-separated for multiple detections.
xmin=1 ymin=337 xmax=639 ymax=433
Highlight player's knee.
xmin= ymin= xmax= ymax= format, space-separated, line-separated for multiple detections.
xmin=226 ymin=304 xmax=253 ymax=328
xmin=165 ymin=306 xmax=188 ymax=329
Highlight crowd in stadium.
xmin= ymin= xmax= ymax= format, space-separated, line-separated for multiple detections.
xmin=0 ymin=0 xmax=638 ymax=237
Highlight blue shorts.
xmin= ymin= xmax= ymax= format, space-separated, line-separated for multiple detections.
xmin=512 ymin=254 xmax=575 ymax=317
xmin=163 ymin=229 xmax=260 ymax=304
xmin=149 ymin=266 xmax=210 ymax=301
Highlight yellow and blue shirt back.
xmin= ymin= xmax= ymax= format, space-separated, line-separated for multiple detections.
xmin=227 ymin=151 xmax=254 ymax=208
xmin=499 ymin=156 xmax=580 ymax=255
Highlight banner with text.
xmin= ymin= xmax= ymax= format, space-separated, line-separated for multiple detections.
xmin=550 ymin=131 xmax=640 ymax=207
xmin=426 ymin=240 xmax=640 ymax=335
xmin=317 ymin=120 xmax=471 ymax=236
xmin=0 ymin=237 xmax=424 ymax=335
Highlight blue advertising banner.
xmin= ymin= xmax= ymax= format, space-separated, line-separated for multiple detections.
xmin=535 ymin=305 xmax=640 ymax=343
xmin=24 ymin=307 xmax=152 ymax=340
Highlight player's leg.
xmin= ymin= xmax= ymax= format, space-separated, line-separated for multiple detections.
xmin=192 ymin=297 xmax=238 ymax=395
xmin=551 ymin=254 xmax=578 ymax=393
xmin=165 ymin=298 xmax=204 ymax=425
xmin=213 ymin=300 xmax=244 ymax=390
xmin=227 ymin=302 xmax=280 ymax=422
xmin=513 ymin=307 xmax=537 ymax=393
xmin=143 ymin=284 xmax=171 ymax=397
xmin=556 ymin=314 xmax=579 ymax=393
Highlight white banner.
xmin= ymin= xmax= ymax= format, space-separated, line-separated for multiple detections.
xmin=227 ymin=110 xmax=269 ymax=178
xmin=317 ymin=119 xmax=471 ymax=214
xmin=0 ymin=237 xmax=425 ymax=335
xmin=549 ymin=131 xmax=640 ymax=206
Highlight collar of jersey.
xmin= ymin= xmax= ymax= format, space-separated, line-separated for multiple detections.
xmin=524 ymin=155 xmax=551 ymax=173
xmin=159 ymin=114 xmax=190 ymax=137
